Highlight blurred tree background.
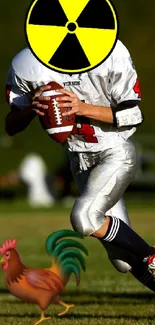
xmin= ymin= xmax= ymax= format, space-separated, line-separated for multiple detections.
xmin=0 ymin=0 xmax=155 ymax=173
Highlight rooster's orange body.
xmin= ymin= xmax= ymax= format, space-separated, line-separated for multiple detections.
xmin=0 ymin=230 xmax=88 ymax=325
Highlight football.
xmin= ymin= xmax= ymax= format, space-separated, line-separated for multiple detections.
xmin=39 ymin=81 xmax=75 ymax=143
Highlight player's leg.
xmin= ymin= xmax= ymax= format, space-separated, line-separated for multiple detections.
xmin=69 ymin=153 xmax=132 ymax=272
xmin=104 ymin=199 xmax=155 ymax=291
xmin=104 ymin=198 xmax=132 ymax=273
xmin=68 ymin=151 xmax=130 ymax=271
xmin=70 ymin=140 xmax=136 ymax=237
xmin=69 ymin=149 xmax=155 ymax=289
xmin=70 ymin=140 xmax=155 ymax=269
xmin=69 ymin=149 xmax=155 ymax=290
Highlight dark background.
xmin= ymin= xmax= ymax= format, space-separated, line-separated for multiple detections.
xmin=0 ymin=0 xmax=155 ymax=173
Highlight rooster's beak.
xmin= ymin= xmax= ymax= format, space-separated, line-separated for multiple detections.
xmin=0 ymin=257 xmax=5 ymax=264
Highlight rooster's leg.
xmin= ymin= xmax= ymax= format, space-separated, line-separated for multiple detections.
xmin=58 ymin=300 xmax=75 ymax=316
xmin=34 ymin=311 xmax=51 ymax=325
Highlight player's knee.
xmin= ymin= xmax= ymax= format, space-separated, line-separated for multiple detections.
xmin=70 ymin=199 xmax=94 ymax=236
xmin=88 ymin=204 xmax=107 ymax=231
xmin=70 ymin=210 xmax=83 ymax=235
xmin=71 ymin=196 xmax=109 ymax=236
xmin=109 ymin=258 xmax=132 ymax=273
xmin=70 ymin=210 xmax=91 ymax=236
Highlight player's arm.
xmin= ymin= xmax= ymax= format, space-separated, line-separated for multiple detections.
xmin=5 ymin=105 xmax=36 ymax=136
xmin=55 ymin=79 xmax=143 ymax=127
xmin=52 ymin=52 xmax=143 ymax=127
xmin=55 ymin=89 xmax=114 ymax=123
xmin=33 ymin=87 xmax=114 ymax=124
xmin=29 ymin=50 xmax=143 ymax=128
xmin=5 ymin=76 xmax=51 ymax=136
xmin=108 ymin=53 xmax=143 ymax=128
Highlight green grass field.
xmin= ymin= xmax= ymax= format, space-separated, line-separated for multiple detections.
xmin=0 ymin=198 xmax=155 ymax=325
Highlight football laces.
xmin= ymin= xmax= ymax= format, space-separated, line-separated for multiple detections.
xmin=52 ymin=98 xmax=62 ymax=125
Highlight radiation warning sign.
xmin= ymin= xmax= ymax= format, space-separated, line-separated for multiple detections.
xmin=25 ymin=0 xmax=119 ymax=74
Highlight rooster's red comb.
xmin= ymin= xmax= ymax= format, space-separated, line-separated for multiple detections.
xmin=0 ymin=239 xmax=17 ymax=255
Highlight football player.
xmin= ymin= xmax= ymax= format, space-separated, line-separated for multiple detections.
xmin=5 ymin=40 xmax=155 ymax=291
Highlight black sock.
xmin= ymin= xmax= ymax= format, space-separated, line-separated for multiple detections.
xmin=101 ymin=238 xmax=155 ymax=292
xmin=131 ymin=262 xmax=155 ymax=292
xmin=100 ymin=216 xmax=154 ymax=260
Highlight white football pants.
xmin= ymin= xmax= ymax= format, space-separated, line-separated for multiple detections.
xmin=69 ymin=140 xmax=137 ymax=272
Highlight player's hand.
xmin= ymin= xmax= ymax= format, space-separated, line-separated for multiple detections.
xmin=56 ymin=89 xmax=88 ymax=117
xmin=32 ymin=85 xmax=51 ymax=116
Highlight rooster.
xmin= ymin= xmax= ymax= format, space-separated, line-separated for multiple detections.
xmin=0 ymin=230 xmax=88 ymax=325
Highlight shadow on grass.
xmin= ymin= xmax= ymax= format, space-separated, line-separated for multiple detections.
xmin=62 ymin=314 xmax=155 ymax=320
xmin=62 ymin=290 xmax=155 ymax=305
xmin=0 ymin=313 xmax=155 ymax=321
xmin=0 ymin=289 xmax=154 ymax=305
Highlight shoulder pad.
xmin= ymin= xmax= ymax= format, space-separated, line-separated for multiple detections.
xmin=12 ymin=48 xmax=50 ymax=82
xmin=112 ymin=40 xmax=130 ymax=59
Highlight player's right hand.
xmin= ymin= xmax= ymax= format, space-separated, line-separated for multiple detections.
xmin=32 ymin=85 xmax=51 ymax=116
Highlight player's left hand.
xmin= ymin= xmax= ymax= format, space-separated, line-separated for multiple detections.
xmin=56 ymin=89 xmax=87 ymax=116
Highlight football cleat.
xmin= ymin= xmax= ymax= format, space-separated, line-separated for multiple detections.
xmin=147 ymin=254 xmax=155 ymax=277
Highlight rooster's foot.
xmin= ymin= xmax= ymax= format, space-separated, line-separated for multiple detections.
xmin=34 ymin=311 xmax=51 ymax=325
xmin=58 ymin=300 xmax=75 ymax=316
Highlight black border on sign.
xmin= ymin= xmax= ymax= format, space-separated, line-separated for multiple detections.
xmin=24 ymin=0 xmax=120 ymax=75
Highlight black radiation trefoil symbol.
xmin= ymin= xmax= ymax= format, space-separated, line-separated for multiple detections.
xmin=26 ymin=0 xmax=118 ymax=73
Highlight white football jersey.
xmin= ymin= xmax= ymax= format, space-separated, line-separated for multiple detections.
xmin=6 ymin=40 xmax=143 ymax=152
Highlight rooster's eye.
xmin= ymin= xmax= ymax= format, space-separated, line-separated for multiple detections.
xmin=5 ymin=252 xmax=10 ymax=257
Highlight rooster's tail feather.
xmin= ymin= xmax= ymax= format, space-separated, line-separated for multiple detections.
xmin=46 ymin=230 xmax=88 ymax=286
xmin=58 ymin=249 xmax=86 ymax=271
xmin=46 ymin=230 xmax=85 ymax=253
xmin=61 ymin=258 xmax=81 ymax=285
xmin=52 ymin=239 xmax=88 ymax=257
